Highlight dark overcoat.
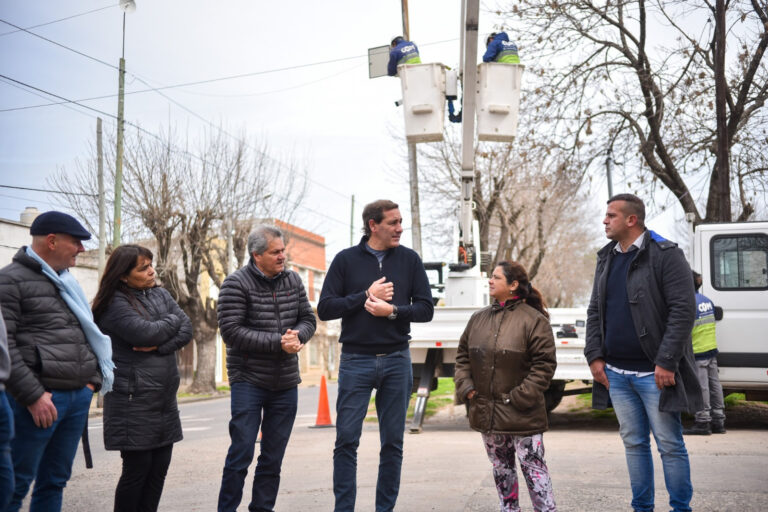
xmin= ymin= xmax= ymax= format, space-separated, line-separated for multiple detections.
xmin=584 ymin=230 xmax=703 ymax=413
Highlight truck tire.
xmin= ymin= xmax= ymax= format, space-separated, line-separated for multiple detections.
xmin=545 ymin=380 xmax=566 ymax=412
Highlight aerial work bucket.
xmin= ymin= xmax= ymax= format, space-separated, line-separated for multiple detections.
xmin=476 ymin=62 xmax=524 ymax=142
xmin=399 ymin=63 xmax=446 ymax=143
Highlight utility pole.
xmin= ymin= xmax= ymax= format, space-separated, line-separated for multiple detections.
xmin=97 ymin=118 xmax=106 ymax=278
xmin=113 ymin=3 xmax=134 ymax=247
xmin=350 ymin=194 xmax=355 ymax=246
xmin=401 ymin=0 xmax=423 ymax=257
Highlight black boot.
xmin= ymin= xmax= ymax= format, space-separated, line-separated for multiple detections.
xmin=711 ymin=419 xmax=726 ymax=434
xmin=683 ymin=421 xmax=711 ymax=435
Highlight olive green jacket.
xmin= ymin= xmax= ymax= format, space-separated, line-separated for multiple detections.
xmin=454 ymin=299 xmax=556 ymax=436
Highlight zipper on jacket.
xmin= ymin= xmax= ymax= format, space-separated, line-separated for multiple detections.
xmin=271 ymin=282 xmax=283 ymax=390
xmin=488 ymin=308 xmax=506 ymax=430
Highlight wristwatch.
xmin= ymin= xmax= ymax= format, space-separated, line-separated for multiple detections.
xmin=387 ymin=304 xmax=398 ymax=320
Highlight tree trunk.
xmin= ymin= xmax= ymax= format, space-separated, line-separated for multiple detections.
xmin=705 ymin=0 xmax=732 ymax=222
xmin=187 ymin=320 xmax=217 ymax=393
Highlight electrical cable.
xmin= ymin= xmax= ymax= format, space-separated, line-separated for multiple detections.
xmin=0 ymin=3 xmax=116 ymax=37
xmin=0 ymin=74 xmax=351 ymax=228
xmin=0 ymin=20 xmax=356 ymax=202
xmin=0 ymin=184 xmax=97 ymax=197
xmin=0 ymin=18 xmax=443 ymax=206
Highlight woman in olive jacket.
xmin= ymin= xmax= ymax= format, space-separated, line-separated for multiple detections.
xmin=455 ymin=260 xmax=557 ymax=512
xmin=93 ymin=245 xmax=193 ymax=512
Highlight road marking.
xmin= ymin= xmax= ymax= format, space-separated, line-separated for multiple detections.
xmin=180 ymin=416 xmax=214 ymax=422
xmin=183 ymin=426 xmax=211 ymax=432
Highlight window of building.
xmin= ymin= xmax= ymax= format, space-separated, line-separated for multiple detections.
xmin=296 ymin=267 xmax=309 ymax=291
xmin=313 ymin=271 xmax=325 ymax=301
xmin=711 ymin=234 xmax=768 ymax=290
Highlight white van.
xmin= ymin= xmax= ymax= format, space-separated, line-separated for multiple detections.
xmin=690 ymin=221 xmax=768 ymax=400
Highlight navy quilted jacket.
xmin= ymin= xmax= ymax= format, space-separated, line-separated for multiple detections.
xmin=217 ymin=260 xmax=316 ymax=390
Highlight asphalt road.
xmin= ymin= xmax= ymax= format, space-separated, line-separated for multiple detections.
xmin=17 ymin=384 xmax=768 ymax=511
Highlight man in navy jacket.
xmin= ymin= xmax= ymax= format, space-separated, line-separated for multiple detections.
xmin=318 ymin=199 xmax=433 ymax=512
xmin=483 ymin=32 xmax=520 ymax=64
xmin=387 ymin=36 xmax=421 ymax=76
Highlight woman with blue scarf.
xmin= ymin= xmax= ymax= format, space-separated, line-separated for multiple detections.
xmin=92 ymin=245 xmax=192 ymax=512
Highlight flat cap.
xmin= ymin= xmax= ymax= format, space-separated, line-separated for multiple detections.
xmin=29 ymin=211 xmax=92 ymax=240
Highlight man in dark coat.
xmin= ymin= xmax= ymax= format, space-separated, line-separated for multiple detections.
xmin=0 ymin=211 xmax=103 ymax=512
xmin=318 ymin=199 xmax=433 ymax=512
xmin=216 ymin=224 xmax=316 ymax=512
xmin=584 ymin=194 xmax=701 ymax=512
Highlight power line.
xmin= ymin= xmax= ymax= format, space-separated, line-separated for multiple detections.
xmin=0 ymin=184 xmax=97 ymax=198
xmin=0 ymin=21 xmax=355 ymax=202
xmin=0 ymin=3 xmax=116 ymax=37
xmin=0 ymin=76 xmax=98 ymax=119
xmin=0 ymin=17 xmax=118 ymax=71
xmin=0 ymin=75 xmax=352 ymax=228
xmin=0 ymin=25 xmax=456 ymax=205
xmin=0 ymin=37 xmax=457 ymax=113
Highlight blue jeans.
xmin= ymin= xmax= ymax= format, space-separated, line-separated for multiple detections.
xmin=6 ymin=387 xmax=92 ymax=512
xmin=606 ymin=369 xmax=692 ymax=512
xmin=217 ymin=382 xmax=297 ymax=512
xmin=333 ymin=349 xmax=413 ymax=512
xmin=0 ymin=392 xmax=15 ymax=510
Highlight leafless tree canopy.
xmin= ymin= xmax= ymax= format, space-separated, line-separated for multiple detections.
xmin=415 ymin=126 xmax=598 ymax=307
xmin=52 ymin=125 xmax=307 ymax=393
xmin=493 ymin=0 xmax=768 ymax=222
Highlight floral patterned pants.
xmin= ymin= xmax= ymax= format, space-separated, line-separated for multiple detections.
xmin=481 ymin=432 xmax=557 ymax=512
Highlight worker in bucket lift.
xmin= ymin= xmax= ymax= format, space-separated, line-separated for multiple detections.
xmin=387 ymin=36 xmax=421 ymax=76
xmin=483 ymin=32 xmax=520 ymax=64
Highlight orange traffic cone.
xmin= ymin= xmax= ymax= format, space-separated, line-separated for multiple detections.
xmin=309 ymin=374 xmax=334 ymax=428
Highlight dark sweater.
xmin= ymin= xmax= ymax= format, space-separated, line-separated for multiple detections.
xmin=317 ymin=236 xmax=434 ymax=355
xmin=604 ymin=251 xmax=654 ymax=372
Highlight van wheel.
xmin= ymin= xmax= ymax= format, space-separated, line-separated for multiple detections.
xmin=545 ymin=380 xmax=566 ymax=412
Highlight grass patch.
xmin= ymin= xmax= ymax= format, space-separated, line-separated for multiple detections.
xmin=574 ymin=391 xmax=760 ymax=421
xmin=364 ymin=377 xmax=456 ymax=423
xmin=574 ymin=393 xmax=617 ymax=419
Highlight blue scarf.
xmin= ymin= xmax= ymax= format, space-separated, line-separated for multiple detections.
xmin=26 ymin=246 xmax=114 ymax=394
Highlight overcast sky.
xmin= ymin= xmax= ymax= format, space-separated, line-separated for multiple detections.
xmin=0 ymin=1 xmax=687 ymax=264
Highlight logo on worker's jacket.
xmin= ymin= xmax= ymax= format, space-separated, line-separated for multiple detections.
xmin=400 ymin=44 xmax=416 ymax=54
xmin=698 ymin=301 xmax=713 ymax=313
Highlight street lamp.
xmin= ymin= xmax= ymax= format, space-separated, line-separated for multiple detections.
xmin=113 ymin=0 xmax=135 ymax=248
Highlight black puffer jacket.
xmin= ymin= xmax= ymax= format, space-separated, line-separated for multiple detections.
xmin=0 ymin=248 xmax=102 ymax=406
xmin=217 ymin=261 xmax=316 ymax=390
xmin=97 ymin=286 xmax=192 ymax=451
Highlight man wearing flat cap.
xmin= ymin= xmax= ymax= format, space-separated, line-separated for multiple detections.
xmin=0 ymin=211 xmax=114 ymax=512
